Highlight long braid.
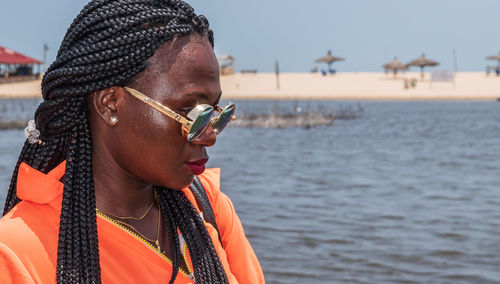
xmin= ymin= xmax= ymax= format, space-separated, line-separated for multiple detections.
xmin=158 ymin=188 xmax=182 ymax=284
xmin=55 ymin=97 xmax=100 ymax=283
xmin=3 ymin=0 xmax=224 ymax=283
xmin=157 ymin=188 xmax=229 ymax=284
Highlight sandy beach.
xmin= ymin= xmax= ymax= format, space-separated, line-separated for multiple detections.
xmin=0 ymin=79 xmax=43 ymax=99
xmin=1 ymin=72 xmax=499 ymax=100
xmin=221 ymin=72 xmax=500 ymax=100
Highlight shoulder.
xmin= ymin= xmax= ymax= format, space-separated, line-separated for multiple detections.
xmin=0 ymin=201 xmax=59 ymax=281
xmin=0 ymin=202 xmax=45 ymax=245
xmin=195 ymin=171 xmax=266 ymax=283
xmin=0 ymin=200 xmax=59 ymax=253
xmin=196 ymin=168 xmax=238 ymax=231
xmin=182 ymin=168 xmax=237 ymax=226
xmin=0 ymin=242 xmax=36 ymax=283
xmin=192 ymin=168 xmax=238 ymax=229
xmin=196 ymin=168 xmax=222 ymax=206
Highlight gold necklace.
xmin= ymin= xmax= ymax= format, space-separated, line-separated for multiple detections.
xmin=96 ymin=192 xmax=162 ymax=251
xmin=104 ymin=195 xmax=156 ymax=220
xmin=110 ymin=206 xmax=162 ymax=251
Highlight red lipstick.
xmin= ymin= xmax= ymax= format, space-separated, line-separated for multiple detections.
xmin=185 ymin=158 xmax=208 ymax=175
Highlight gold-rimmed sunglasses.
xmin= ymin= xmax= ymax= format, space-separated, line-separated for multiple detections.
xmin=123 ymin=87 xmax=236 ymax=141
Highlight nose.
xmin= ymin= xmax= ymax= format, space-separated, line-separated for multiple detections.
xmin=191 ymin=124 xmax=217 ymax=147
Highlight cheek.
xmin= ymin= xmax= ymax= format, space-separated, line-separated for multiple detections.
xmin=114 ymin=102 xmax=194 ymax=188
xmin=132 ymin=110 xmax=185 ymax=158
xmin=119 ymin=109 xmax=187 ymax=173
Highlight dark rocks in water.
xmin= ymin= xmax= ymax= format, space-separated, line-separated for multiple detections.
xmin=233 ymin=103 xmax=363 ymax=129
xmin=233 ymin=113 xmax=334 ymax=129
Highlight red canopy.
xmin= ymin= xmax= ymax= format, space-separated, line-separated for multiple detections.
xmin=0 ymin=46 xmax=42 ymax=64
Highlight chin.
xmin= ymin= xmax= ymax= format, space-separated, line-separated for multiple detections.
xmin=160 ymin=173 xmax=195 ymax=190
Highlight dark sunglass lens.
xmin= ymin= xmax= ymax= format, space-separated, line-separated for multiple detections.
xmin=213 ymin=105 xmax=235 ymax=134
xmin=188 ymin=107 xmax=213 ymax=141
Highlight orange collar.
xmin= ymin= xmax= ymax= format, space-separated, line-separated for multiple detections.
xmin=16 ymin=161 xmax=220 ymax=211
xmin=17 ymin=161 xmax=66 ymax=205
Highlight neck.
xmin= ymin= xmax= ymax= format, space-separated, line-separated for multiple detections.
xmin=92 ymin=146 xmax=156 ymax=217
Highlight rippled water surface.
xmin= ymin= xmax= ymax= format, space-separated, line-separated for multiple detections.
xmin=1 ymin=99 xmax=500 ymax=283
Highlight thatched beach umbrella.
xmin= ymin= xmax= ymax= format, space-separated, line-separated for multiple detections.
xmin=486 ymin=52 xmax=500 ymax=67
xmin=315 ymin=50 xmax=344 ymax=72
xmin=407 ymin=54 xmax=439 ymax=79
xmin=383 ymin=57 xmax=408 ymax=78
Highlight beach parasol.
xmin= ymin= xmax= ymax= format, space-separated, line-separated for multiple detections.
xmin=407 ymin=54 xmax=439 ymax=79
xmin=486 ymin=52 xmax=500 ymax=67
xmin=315 ymin=50 xmax=344 ymax=72
xmin=383 ymin=57 xmax=408 ymax=78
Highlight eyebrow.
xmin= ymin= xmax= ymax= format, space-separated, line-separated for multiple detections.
xmin=185 ymin=91 xmax=223 ymax=105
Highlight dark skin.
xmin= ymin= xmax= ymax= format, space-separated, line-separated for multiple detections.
xmin=88 ymin=34 xmax=221 ymax=271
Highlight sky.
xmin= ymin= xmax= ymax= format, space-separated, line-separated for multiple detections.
xmin=1 ymin=0 xmax=500 ymax=73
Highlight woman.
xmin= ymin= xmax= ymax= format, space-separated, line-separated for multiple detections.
xmin=0 ymin=0 xmax=264 ymax=283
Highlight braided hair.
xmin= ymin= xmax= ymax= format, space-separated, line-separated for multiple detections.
xmin=3 ymin=0 xmax=228 ymax=283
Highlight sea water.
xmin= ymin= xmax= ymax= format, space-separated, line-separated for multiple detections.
xmin=1 ymin=99 xmax=499 ymax=283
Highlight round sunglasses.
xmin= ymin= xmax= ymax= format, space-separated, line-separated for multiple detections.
xmin=124 ymin=87 xmax=236 ymax=141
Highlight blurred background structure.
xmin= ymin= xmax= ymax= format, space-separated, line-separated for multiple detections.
xmin=0 ymin=46 xmax=42 ymax=83
xmin=218 ymin=54 xmax=235 ymax=75
xmin=486 ymin=52 xmax=500 ymax=76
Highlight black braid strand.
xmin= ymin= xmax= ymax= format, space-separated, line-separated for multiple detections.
xmin=157 ymin=188 xmax=229 ymax=284
xmin=157 ymin=188 xmax=182 ymax=284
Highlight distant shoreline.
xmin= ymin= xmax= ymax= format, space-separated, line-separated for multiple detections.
xmin=1 ymin=72 xmax=500 ymax=100
xmin=220 ymin=72 xmax=500 ymax=101
xmin=0 ymin=79 xmax=42 ymax=99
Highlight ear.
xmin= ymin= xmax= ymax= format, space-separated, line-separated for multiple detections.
xmin=89 ymin=86 xmax=125 ymax=127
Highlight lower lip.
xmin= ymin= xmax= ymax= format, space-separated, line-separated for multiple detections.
xmin=185 ymin=162 xmax=206 ymax=175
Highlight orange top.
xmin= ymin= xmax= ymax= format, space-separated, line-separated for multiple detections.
xmin=0 ymin=161 xmax=264 ymax=283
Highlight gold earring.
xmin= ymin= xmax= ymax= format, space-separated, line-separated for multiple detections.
xmin=109 ymin=116 xmax=118 ymax=126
